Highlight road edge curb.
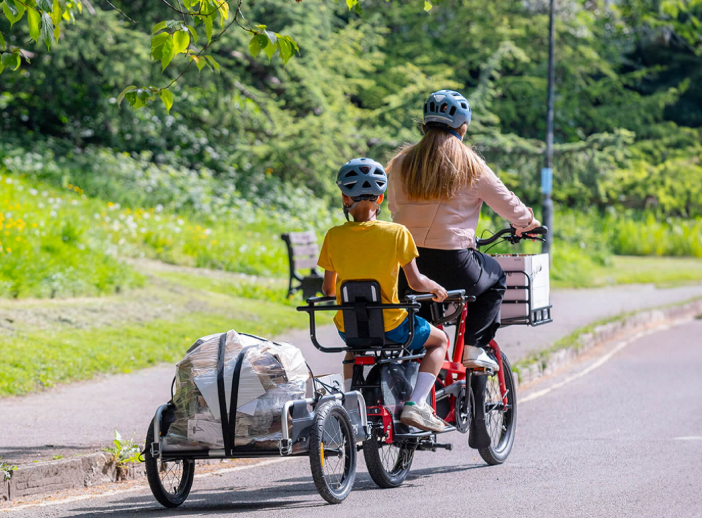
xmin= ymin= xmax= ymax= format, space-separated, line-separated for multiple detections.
xmin=513 ymin=297 xmax=702 ymax=388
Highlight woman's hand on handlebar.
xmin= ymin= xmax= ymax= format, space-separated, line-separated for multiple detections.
xmin=515 ymin=217 xmax=542 ymax=237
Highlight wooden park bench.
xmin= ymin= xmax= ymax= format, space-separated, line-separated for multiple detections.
xmin=281 ymin=230 xmax=324 ymax=299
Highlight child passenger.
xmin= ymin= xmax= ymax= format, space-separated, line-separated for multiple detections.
xmin=317 ymin=158 xmax=449 ymax=432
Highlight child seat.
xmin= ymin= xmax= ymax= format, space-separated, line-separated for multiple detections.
xmin=340 ymin=280 xmax=393 ymax=348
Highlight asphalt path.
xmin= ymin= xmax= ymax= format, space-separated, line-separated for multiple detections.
xmin=5 ymin=318 xmax=701 ymax=517
xmin=4 ymin=283 xmax=702 ymax=465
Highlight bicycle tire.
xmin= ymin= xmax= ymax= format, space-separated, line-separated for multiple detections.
xmin=144 ymin=419 xmax=195 ymax=508
xmin=309 ymin=400 xmax=357 ymax=504
xmin=478 ymin=352 xmax=517 ymax=465
xmin=363 ymin=435 xmax=415 ymax=488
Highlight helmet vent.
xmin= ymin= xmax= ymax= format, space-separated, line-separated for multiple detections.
xmin=440 ymin=103 xmax=448 ymax=113
xmin=424 ymin=104 xmax=428 ymax=113
xmin=376 ymin=181 xmax=386 ymax=187
xmin=430 ymin=102 xmax=436 ymax=112
xmin=362 ymin=181 xmax=371 ymax=188
xmin=461 ymin=103 xmax=468 ymax=109
xmin=452 ymin=92 xmax=461 ymax=97
xmin=345 ymin=171 xmax=358 ymax=177
xmin=449 ymin=106 xmax=456 ymax=116
xmin=359 ymin=166 xmax=371 ymax=174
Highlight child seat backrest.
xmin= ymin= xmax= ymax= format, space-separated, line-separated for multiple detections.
xmin=340 ymin=280 xmax=386 ymax=348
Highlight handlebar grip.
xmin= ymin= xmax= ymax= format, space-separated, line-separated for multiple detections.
xmin=305 ymin=295 xmax=335 ymax=304
xmin=408 ymin=293 xmax=436 ymax=302
xmin=523 ymin=226 xmax=548 ymax=235
xmin=406 ymin=289 xmax=466 ymax=302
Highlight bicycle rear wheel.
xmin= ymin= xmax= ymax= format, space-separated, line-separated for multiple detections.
xmin=363 ymin=435 xmax=415 ymax=488
xmin=478 ymin=352 xmax=517 ymax=465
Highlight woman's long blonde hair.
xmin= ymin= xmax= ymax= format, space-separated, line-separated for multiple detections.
xmin=391 ymin=124 xmax=484 ymax=201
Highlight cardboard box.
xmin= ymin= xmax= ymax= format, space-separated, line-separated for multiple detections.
xmin=492 ymin=253 xmax=550 ymax=319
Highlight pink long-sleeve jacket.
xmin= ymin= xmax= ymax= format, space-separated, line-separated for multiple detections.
xmin=387 ymin=154 xmax=534 ymax=250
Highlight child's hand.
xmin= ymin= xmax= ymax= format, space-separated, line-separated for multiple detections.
xmin=431 ymin=284 xmax=448 ymax=302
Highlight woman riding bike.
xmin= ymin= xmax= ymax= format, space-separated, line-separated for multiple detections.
xmin=387 ymin=89 xmax=540 ymax=448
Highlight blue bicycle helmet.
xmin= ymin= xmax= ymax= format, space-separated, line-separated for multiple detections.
xmin=423 ymin=90 xmax=472 ymax=129
xmin=336 ymin=158 xmax=387 ymax=197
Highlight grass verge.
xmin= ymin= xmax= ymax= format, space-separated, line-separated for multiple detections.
xmin=513 ymin=295 xmax=702 ymax=377
xmin=0 ymin=271 xmax=331 ymax=397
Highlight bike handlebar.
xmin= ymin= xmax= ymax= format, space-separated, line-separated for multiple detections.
xmin=406 ymin=289 xmax=466 ymax=303
xmin=475 ymin=226 xmax=549 ymax=248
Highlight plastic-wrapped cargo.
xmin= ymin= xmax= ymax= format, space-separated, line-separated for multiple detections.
xmin=164 ymin=330 xmax=309 ymax=452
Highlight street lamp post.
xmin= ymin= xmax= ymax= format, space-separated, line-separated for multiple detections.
xmin=542 ymin=0 xmax=555 ymax=254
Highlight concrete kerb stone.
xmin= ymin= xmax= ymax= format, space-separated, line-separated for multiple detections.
xmin=514 ymin=299 xmax=702 ymax=387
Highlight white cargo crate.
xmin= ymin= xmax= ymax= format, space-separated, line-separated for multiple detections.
xmin=491 ymin=253 xmax=552 ymax=326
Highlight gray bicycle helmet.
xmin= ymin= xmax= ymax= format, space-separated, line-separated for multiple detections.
xmin=336 ymin=158 xmax=387 ymax=197
xmin=423 ymin=90 xmax=471 ymax=129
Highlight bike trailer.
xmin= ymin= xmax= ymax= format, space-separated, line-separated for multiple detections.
xmin=144 ymin=330 xmax=367 ymax=507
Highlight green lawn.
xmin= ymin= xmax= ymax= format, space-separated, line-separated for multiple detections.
xmin=0 ymin=274 xmax=315 ymax=397
xmin=587 ymin=256 xmax=702 ymax=288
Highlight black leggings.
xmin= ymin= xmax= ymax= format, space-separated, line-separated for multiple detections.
xmin=399 ymin=248 xmax=507 ymax=348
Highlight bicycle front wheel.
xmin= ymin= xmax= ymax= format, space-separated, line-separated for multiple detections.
xmin=478 ymin=352 xmax=517 ymax=465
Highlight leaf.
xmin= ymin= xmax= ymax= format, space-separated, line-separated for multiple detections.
xmin=187 ymin=25 xmax=198 ymax=43
xmin=0 ymin=32 xmax=5 ymax=51
xmin=264 ymin=29 xmax=277 ymax=45
xmin=345 ymin=0 xmax=357 ymax=9
xmin=151 ymin=21 xmax=167 ymax=34
xmin=40 ymin=12 xmax=55 ymax=50
xmin=173 ymin=28 xmax=190 ymax=53
xmin=218 ymin=1 xmax=229 ymax=28
xmin=204 ymin=13 xmax=213 ymax=44
xmin=249 ymin=33 xmax=267 ymax=58
xmin=193 ymin=55 xmax=206 ymax=71
xmin=264 ymin=40 xmax=277 ymax=61
xmin=51 ymin=0 xmax=61 ymax=24
xmin=37 ymin=0 xmax=52 ymax=11
xmin=424 ymin=0 xmax=432 ymax=11
xmin=150 ymin=31 xmax=170 ymax=59
xmin=205 ymin=54 xmax=219 ymax=72
xmin=159 ymin=88 xmax=174 ymax=113
xmin=28 ymin=8 xmax=41 ymax=42
xmin=1 ymin=52 xmax=20 ymax=71
xmin=2 ymin=0 xmax=26 ymax=27
xmin=51 ymin=0 xmax=62 ymax=36
xmin=354 ymin=2 xmax=362 ymax=14
xmin=116 ymin=85 xmax=137 ymax=105
xmin=278 ymin=38 xmax=292 ymax=65
xmin=160 ymin=36 xmax=176 ymax=71
xmin=0 ymin=61 xmax=4 ymax=75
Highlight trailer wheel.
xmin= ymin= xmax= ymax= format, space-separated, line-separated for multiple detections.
xmin=309 ymin=401 xmax=357 ymax=504
xmin=145 ymin=419 xmax=195 ymax=508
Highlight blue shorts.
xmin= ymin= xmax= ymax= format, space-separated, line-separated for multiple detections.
xmin=338 ymin=314 xmax=431 ymax=351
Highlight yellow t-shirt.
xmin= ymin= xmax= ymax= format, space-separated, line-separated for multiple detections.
xmin=317 ymin=220 xmax=419 ymax=332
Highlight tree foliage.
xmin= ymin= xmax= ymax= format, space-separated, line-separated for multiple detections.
xmin=1 ymin=0 xmax=701 ymax=216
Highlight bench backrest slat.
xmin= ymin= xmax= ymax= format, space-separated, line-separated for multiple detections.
xmin=293 ymin=257 xmax=319 ymax=270
xmin=288 ymin=230 xmax=317 ymax=245
xmin=291 ymin=243 xmax=319 ymax=258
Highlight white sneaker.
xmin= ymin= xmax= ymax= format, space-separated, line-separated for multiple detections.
xmin=400 ymin=402 xmax=447 ymax=432
xmin=462 ymin=346 xmax=499 ymax=371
